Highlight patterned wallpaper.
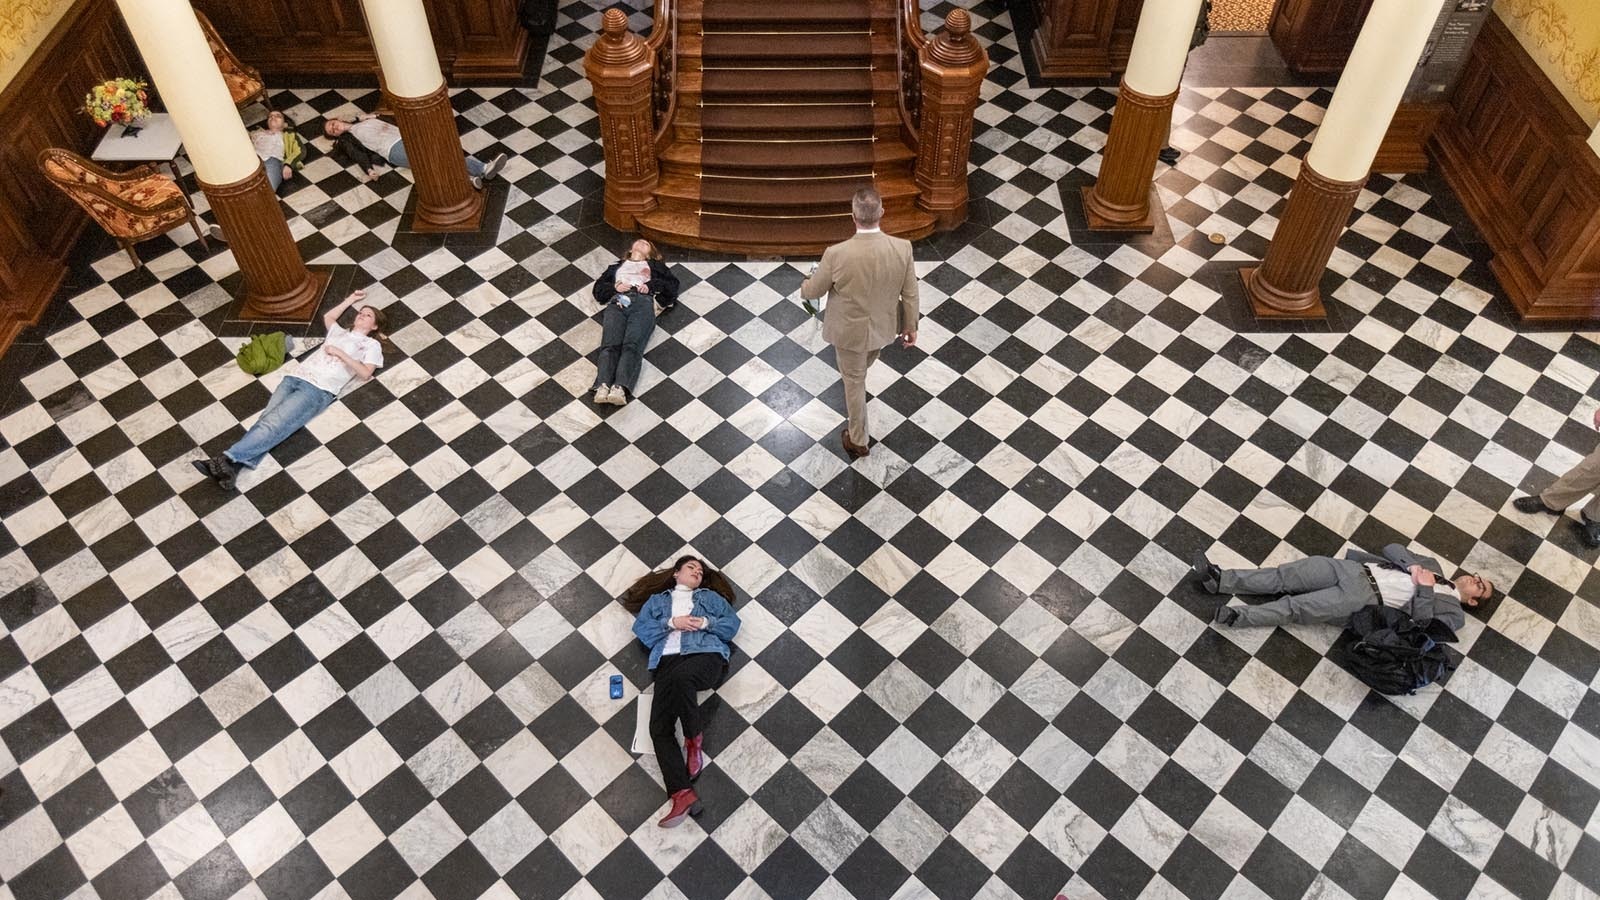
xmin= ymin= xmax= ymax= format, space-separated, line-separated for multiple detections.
xmin=0 ymin=0 xmax=76 ymax=91
xmin=1496 ymin=0 xmax=1600 ymax=126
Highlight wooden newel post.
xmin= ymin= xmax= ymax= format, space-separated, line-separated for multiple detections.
xmin=915 ymin=10 xmax=988 ymax=231
xmin=585 ymin=9 xmax=659 ymax=230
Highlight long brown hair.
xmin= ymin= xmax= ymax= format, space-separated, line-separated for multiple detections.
xmin=357 ymin=305 xmax=392 ymax=356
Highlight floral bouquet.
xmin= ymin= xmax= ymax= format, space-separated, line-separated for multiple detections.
xmin=83 ymin=78 xmax=151 ymax=130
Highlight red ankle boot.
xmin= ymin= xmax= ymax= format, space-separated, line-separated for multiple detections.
xmin=658 ymin=789 xmax=701 ymax=828
xmin=686 ymin=734 xmax=704 ymax=780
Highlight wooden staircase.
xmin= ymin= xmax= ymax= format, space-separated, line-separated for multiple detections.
xmin=643 ymin=0 xmax=933 ymax=255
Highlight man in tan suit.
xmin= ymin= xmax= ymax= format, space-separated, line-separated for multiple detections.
xmin=1515 ymin=406 xmax=1600 ymax=547
xmin=800 ymin=188 xmax=919 ymax=460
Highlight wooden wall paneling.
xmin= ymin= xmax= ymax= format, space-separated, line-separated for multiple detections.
xmin=1268 ymin=0 xmax=1375 ymax=76
xmin=189 ymin=0 xmax=530 ymax=84
xmin=1028 ymin=0 xmax=1125 ymax=80
xmin=0 ymin=0 xmax=144 ymax=354
xmin=438 ymin=0 xmax=533 ymax=82
xmin=1109 ymin=0 xmax=1142 ymax=73
xmin=1431 ymin=16 xmax=1600 ymax=321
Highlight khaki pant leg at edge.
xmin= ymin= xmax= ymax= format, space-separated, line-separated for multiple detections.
xmin=1541 ymin=442 xmax=1600 ymax=521
xmin=835 ymin=346 xmax=879 ymax=446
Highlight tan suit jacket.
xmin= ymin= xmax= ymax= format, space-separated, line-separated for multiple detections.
xmin=799 ymin=230 xmax=919 ymax=353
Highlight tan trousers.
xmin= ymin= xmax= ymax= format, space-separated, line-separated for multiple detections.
xmin=834 ymin=346 xmax=880 ymax=446
xmin=1541 ymin=441 xmax=1600 ymax=521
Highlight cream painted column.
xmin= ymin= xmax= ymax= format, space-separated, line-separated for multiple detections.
xmin=1241 ymin=0 xmax=1445 ymax=318
xmin=360 ymin=0 xmax=483 ymax=231
xmin=113 ymin=0 xmax=327 ymax=320
xmin=1081 ymin=0 xmax=1205 ymax=231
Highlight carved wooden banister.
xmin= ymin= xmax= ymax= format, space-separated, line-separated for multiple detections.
xmin=646 ymin=0 xmax=677 ymax=152
xmin=896 ymin=0 xmax=929 ymax=143
xmin=910 ymin=9 xmax=988 ymax=230
xmin=584 ymin=8 xmax=661 ymax=229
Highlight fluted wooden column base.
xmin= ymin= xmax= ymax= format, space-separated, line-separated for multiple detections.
xmin=1241 ymin=160 xmax=1366 ymax=319
xmin=201 ymin=165 xmax=329 ymax=321
xmin=1082 ymin=82 xmax=1178 ymax=232
xmin=390 ymin=84 xmax=484 ymax=232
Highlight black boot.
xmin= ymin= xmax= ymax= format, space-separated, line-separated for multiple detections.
xmin=1191 ymin=552 xmax=1221 ymax=593
xmin=210 ymin=455 xmax=238 ymax=491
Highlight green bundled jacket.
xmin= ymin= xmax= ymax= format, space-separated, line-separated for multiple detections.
xmin=236 ymin=332 xmax=289 ymax=375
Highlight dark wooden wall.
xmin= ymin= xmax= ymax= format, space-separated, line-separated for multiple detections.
xmin=1025 ymin=0 xmax=1143 ymax=81
xmin=1268 ymin=0 xmax=1375 ymax=76
xmin=0 ymin=0 xmax=144 ymax=352
xmin=191 ymin=0 xmax=533 ymax=84
xmin=1432 ymin=15 xmax=1600 ymax=321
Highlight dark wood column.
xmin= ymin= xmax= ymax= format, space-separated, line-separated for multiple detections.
xmin=201 ymin=165 xmax=331 ymax=320
xmin=915 ymin=11 xmax=990 ymax=230
xmin=583 ymin=8 xmax=659 ymax=230
xmin=1082 ymin=82 xmax=1177 ymax=231
xmin=390 ymin=84 xmax=484 ymax=232
xmin=1239 ymin=163 xmax=1364 ymax=319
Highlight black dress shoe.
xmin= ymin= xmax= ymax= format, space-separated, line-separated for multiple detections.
xmin=1579 ymin=515 xmax=1600 ymax=549
xmin=1213 ymin=605 xmax=1239 ymax=626
xmin=1191 ymin=552 xmax=1221 ymax=593
xmin=1513 ymin=495 xmax=1562 ymax=515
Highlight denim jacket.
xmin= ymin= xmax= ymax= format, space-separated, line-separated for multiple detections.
xmin=632 ymin=587 xmax=741 ymax=670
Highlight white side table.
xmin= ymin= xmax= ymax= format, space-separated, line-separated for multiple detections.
xmin=90 ymin=112 xmax=186 ymax=184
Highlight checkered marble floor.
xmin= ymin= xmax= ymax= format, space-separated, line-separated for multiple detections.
xmin=3 ymin=2 xmax=1600 ymax=900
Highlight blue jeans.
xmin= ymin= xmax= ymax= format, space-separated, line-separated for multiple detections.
xmin=386 ymin=141 xmax=484 ymax=177
xmin=225 ymin=376 xmax=335 ymax=468
xmin=264 ymin=157 xmax=285 ymax=191
xmin=594 ymin=295 xmax=656 ymax=394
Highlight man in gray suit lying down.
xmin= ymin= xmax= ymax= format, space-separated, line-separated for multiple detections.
xmin=1193 ymin=543 xmax=1493 ymax=632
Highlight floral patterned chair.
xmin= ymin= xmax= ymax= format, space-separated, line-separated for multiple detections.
xmin=37 ymin=149 xmax=209 ymax=268
xmin=195 ymin=10 xmax=269 ymax=112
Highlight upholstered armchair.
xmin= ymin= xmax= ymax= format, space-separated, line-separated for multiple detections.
xmin=194 ymin=10 xmax=269 ymax=112
xmin=37 ymin=149 xmax=209 ymax=268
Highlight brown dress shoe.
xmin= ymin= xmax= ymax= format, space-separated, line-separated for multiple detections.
xmin=840 ymin=429 xmax=869 ymax=460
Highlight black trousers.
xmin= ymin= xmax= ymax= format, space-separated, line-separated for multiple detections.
xmin=651 ymin=652 xmax=726 ymax=794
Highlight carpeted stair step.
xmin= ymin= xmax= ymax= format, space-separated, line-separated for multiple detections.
xmin=698 ymin=103 xmax=880 ymax=139
xmin=700 ymin=68 xmax=874 ymax=103
xmin=698 ymin=30 xmax=877 ymax=66
xmin=696 ymin=0 xmax=873 ymax=28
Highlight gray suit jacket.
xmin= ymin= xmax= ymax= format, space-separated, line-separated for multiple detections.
xmin=1345 ymin=544 xmax=1464 ymax=632
xmin=800 ymin=230 xmax=919 ymax=353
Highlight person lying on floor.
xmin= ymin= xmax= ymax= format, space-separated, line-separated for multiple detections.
xmin=1194 ymin=543 xmax=1492 ymax=632
xmin=590 ymin=237 xmax=680 ymax=407
xmin=252 ymin=111 xmax=305 ymax=193
xmin=193 ymin=290 xmax=385 ymax=490
xmin=324 ymin=113 xmax=506 ymax=189
xmin=630 ymin=555 xmax=740 ymax=828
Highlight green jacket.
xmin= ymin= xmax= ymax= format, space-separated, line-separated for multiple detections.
xmin=282 ymin=131 xmax=305 ymax=169
xmin=236 ymin=332 xmax=288 ymax=375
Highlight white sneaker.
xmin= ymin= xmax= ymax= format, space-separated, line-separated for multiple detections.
xmin=482 ymin=152 xmax=507 ymax=182
xmin=594 ymin=386 xmax=610 ymax=404
xmin=606 ymin=385 xmax=627 ymax=406
xmin=470 ymin=175 xmax=484 ymax=191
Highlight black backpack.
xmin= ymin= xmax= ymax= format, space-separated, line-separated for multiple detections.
xmin=1337 ymin=605 xmax=1456 ymax=695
